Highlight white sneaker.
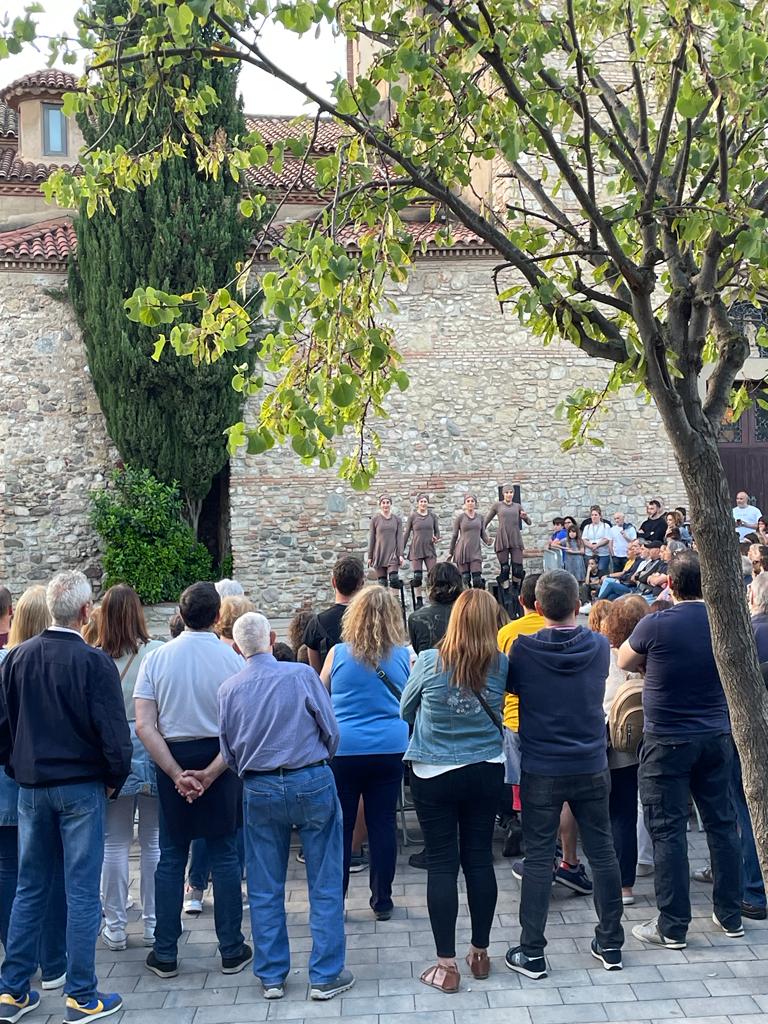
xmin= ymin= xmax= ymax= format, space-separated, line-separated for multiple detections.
xmin=125 ymin=895 xmax=135 ymax=911
xmin=184 ymin=886 xmax=204 ymax=915
xmin=143 ymin=925 xmax=155 ymax=947
xmin=41 ymin=971 xmax=66 ymax=990
xmin=102 ymin=928 xmax=127 ymax=951
xmin=579 ymin=603 xmax=592 ymax=615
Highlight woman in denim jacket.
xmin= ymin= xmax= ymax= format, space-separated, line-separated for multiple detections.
xmin=401 ymin=589 xmax=508 ymax=993
xmin=95 ymin=585 xmax=163 ymax=950
xmin=0 ymin=585 xmax=67 ymax=989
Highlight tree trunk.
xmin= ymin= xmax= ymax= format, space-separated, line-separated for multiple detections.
xmin=184 ymin=496 xmax=203 ymax=538
xmin=667 ymin=430 xmax=768 ymax=882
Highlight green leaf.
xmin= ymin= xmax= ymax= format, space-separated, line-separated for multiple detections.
xmin=166 ymin=3 xmax=194 ymax=42
xmin=331 ymin=378 xmax=358 ymax=407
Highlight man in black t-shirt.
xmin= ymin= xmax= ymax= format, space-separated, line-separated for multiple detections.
xmin=302 ymin=556 xmax=365 ymax=672
xmin=618 ymin=551 xmax=742 ymax=950
xmin=637 ymin=499 xmax=667 ymax=544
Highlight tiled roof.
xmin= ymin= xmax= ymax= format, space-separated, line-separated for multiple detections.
xmin=244 ymin=115 xmax=345 ymax=154
xmin=0 ymin=217 xmax=76 ymax=267
xmin=255 ymin=218 xmax=496 ymax=258
xmin=0 ymin=69 xmax=78 ymax=110
xmin=0 ymin=146 xmax=80 ymax=184
xmin=0 ymin=102 xmax=17 ymax=139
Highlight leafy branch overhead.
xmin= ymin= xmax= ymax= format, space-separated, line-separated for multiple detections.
xmin=29 ymin=0 xmax=768 ymax=482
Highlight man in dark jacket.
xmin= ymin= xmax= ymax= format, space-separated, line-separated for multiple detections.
xmin=505 ymin=570 xmax=623 ymax=980
xmin=0 ymin=571 xmax=132 ymax=1024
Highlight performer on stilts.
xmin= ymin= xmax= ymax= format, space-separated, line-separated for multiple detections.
xmin=448 ymin=493 xmax=490 ymax=589
xmin=403 ymin=493 xmax=440 ymax=609
xmin=367 ymin=494 xmax=404 ymax=590
xmin=484 ymin=483 xmax=530 ymax=613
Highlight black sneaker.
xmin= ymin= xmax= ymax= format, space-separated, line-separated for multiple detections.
xmin=554 ymin=861 xmax=593 ymax=895
xmin=222 ymin=943 xmax=253 ymax=974
xmin=505 ymin=946 xmax=547 ymax=979
xmin=590 ymin=938 xmax=623 ymax=971
xmin=145 ymin=951 xmax=178 ymax=979
xmin=295 ymin=848 xmax=305 ymax=864
xmin=408 ymin=848 xmax=428 ymax=870
xmin=310 ymin=969 xmax=355 ymax=1000
xmin=741 ymin=901 xmax=767 ymax=920
xmin=349 ymin=848 xmax=368 ymax=873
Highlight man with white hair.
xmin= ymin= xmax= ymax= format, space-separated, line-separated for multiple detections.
xmin=211 ymin=612 xmax=353 ymax=1002
xmin=0 ymin=570 xmax=132 ymax=1023
xmin=215 ymin=578 xmax=245 ymax=598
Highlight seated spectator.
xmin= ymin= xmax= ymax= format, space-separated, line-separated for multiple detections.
xmin=505 ymin=570 xmax=623 ymax=979
xmin=303 ymin=556 xmax=365 ymax=672
xmin=638 ymin=500 xmax=667 ymax=544
xmin=218 ymin=612 xmax=354 ymax=1001
xmin=596 ymin=541 xmax=643 ymax=599
xmin=580 ymin=556 xmax=607 ymax=605
xmin=216 ymin=595 xmax=256 ymax=648
xmin=0 ymin=585 xmax=67 ymax=994
xmin=587 ymin=600 xmax=613 ymax=634
xmin=751 ymin=573 xmax=768 ymax=661
xmin=757 ymin=517 xmax=768 ymax=545
xmin=272 ymin=641 xmax=296 ymax=662
xmin=618 ymin=551 xmax=742 ymax=949
xmin=750 ymin=544 xmax=768 ymax=576
xmin=0 ymin=587 xmax=11 ymax=649
xmin=401 ymin=590 xmax=507 ymax=993
xmin=287 ymin=607 xmax=314 ymax=664
xmin=664 ymin=510 xmax=683 ymax=537
xmin=81 ymin=604 xmax=101 ymax=646
xmin=321 ymin=587 xmax=409 ymax=921
xmin=582 ymin=508 xmax=612 ymax=575
xmin=601 ymin=597 xmax=650 ymax=906
xmin=647 ymin=599 xmax=672 ymax=613
xmin=215 ymin=578 xmax=245 ymax=598
xmin=168 ymin=611 xmax=184 ymax=639
xmin=408 ymin=562 xmax=464 ymax=655
xmin=598 ymin=539 xmax=665 ymax=601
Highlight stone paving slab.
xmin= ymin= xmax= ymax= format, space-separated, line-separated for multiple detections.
xmin=26 ymin=826 xmax=768 ymax=1024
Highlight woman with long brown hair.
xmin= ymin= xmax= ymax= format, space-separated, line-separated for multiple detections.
xmin=96 ymin=583 xmax=164 ymax=951
xmin=320 ymin=585 xmax=410 ymax=921
xmin=400 ymin=589 xmax=508 ymax=993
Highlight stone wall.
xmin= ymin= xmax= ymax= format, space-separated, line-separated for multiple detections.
xmin=230 ymin=256 xmax=686 ymax=615
xmin=0 ymin=270 xmax=113 ymax=595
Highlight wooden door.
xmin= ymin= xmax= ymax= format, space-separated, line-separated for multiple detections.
xmin=718 ymin=392 xmax=768 ymax=509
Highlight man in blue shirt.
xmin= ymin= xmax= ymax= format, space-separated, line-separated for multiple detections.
xmin=504 ymin=570 xmax=623 ymax=980
xmin=215 ymin=612 xmax=354 ymax=1003
xmin=619 ymin=551 xmax=742 ymax=948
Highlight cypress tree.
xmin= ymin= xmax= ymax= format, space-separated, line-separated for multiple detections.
xmin=69 ymin=0 xmax=256 ymax=533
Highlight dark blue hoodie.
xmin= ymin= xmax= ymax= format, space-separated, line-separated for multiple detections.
xmin=506 ymin=625 xmax=609 ymax=776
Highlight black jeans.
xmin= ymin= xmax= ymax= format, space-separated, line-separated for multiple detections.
xmin=609 ymin=764 xmax=638 ymax=888
xmin=639 ymin=732 xmax=741 ymax=941
xmin=519 ymin=769 xmax=624 ymax=958
xmin=331 ymin=753 xmax=403 ymax=913
xmin=411 ymin=761 xmax=504 ymax=957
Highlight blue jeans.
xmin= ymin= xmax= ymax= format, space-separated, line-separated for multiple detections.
xmin=0 ymin=782 xmax=105 ymax=1002
xmin=639 ymin=732 xmax=742 ymax=940
xmin=597 ymin=579 xmax=632 ymax=600
xmin=730 ymin=745 xmax=765 ymax=908
xmin=243 ymin=765 xmax=345 ymax=986
xmin=188 ymin=828 xmax=245 ymax=891
xmin=519 ymin=769 xmax=624 ymax=958
xmin=154 ymin=807 xmax=244 ymax=962
xmin=0 ymin=827 xmax=67 ymax=982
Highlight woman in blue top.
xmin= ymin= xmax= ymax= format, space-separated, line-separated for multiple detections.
xmin=0 ymin=586 xmax=67 ymax=990
xmin=321 ymin=586 xmax=409 ymax=921
xmin=401 ymin=589 xmax=507 ymax=993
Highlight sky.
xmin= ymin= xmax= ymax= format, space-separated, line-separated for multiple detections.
xmin=0 ymin=0 xmax=345 ymax=115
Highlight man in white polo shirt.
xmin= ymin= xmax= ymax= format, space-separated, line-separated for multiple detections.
xmin=732 ymin=491 xmax=762 ymax=541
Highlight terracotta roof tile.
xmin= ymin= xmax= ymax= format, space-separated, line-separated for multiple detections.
xmin=0 ymin=217 xmax=76 ymax=265
xmin=0 ymin=102 xmax=17 ymax=139
xmin=256 ymin=218 xmax=494 ymax=256
xmin=244 ymin=115 xmax=345 ymax=154
xmin=0 ymin=147 xmax=79 ymax=183
xmin=0 ymin=68 xmax=78 ymax=109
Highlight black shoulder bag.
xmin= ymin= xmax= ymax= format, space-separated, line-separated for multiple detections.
xmin=376 ymin=667 xmax=403 ymax=701
xmin=475 ymin=689 xmax=504 ymax=736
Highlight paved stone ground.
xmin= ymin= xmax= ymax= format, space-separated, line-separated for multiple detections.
xmin=26 ymin=822 xmax=768 ymax=1024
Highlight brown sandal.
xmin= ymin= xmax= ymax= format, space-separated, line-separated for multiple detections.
xmin=466 ymin=950 xmax=491 ymax=979
xmin=420 ymin=963 xmax=460 ymax=993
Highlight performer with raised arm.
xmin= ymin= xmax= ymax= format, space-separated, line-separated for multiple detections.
xmin=484 ymin=484 xmax=530 ymax=612
xmin=404 ymin=493 xmax=440 ymax=609
xmin=368 ymin=495 xmax=404 ymax=589
xmin=448 ymin=493 xmax=490 ymax=589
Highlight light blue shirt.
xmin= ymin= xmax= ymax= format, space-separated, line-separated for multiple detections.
xmin=330 ymin=643 xmax=410 ymax=756
xmin=133 ymin=630 xmax=243 ymax=740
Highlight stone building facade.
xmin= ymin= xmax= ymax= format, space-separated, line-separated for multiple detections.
xmin=0 ymin=67 xmax=696 ymax=612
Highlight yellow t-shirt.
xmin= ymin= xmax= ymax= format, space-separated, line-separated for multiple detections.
xmin=498 ymin=612 xmax=548 ymax=731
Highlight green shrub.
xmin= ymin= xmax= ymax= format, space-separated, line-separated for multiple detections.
xmin=92 ymin=467 xmax=213 ymax=604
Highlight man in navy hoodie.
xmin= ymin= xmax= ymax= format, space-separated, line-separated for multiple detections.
xmin=505 ymin=570 xmax=623 ymax=979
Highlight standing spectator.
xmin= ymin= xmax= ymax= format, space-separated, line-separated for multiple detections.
xmin=609 ymin=513 xmax=637 ymax=572
xmin=321 ymin=587 xmax=409 ymax=921
xmin=215 ymin=579 xmax=245 ymax=598
xmin=134 ymin=582 xmax=251 ymax=979
xmin=287 ymin=608 xmax=314 ymax=664
xmin=750 ymin=572 xmax=768 ymax=661
xmin=638 ymin=500 xmax=667 ymax=544
xmin=303 ymin=556 xmax=365 ymax=672
xmin=544 ymin=519 xmax=567 ymax=570
xmin=401 ymin=590 xmax=507 ymax=993
xmin=0 ymin=571 xmax=131 ymax=1022
xmin=97 ymin=585 xmax=164 ymax=951
xmin=0 ymin=586 xmax=66 ymax=995
xmin=505 ymin=570 xmax=623 ymax=979
xmin=601 ymin=597 xmax=650 ymax=906
xmin=0 ymin=589 xmax=12 ymax=650
xmin=581 ymin=509 xmax=612 ymax=575
xmin=216 ymin=596 xmax=255 ymax=649
xmin=618 ymin=551 xmax=742 ymax=948
xmin=215 ymin=612 xmax=354 ymax=1001
xmin=756 ymin=517 xmax=768 ymax=545
xmin=733 ymin=491 xmax=762 ymax=541
xmin=560 ymin=525 xmax=586 ymax=581
xmin=408 ymin=562 xmax=464 ymax=655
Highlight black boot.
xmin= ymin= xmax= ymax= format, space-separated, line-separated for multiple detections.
xmin=408 ymin=848 xmax=428 ymax=869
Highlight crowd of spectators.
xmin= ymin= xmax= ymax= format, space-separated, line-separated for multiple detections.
xmin=0 ymin=488 xmax=765 ymax=1018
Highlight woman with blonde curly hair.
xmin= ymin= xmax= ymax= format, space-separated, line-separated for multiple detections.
xmin=216 ymin=595 xmax=255 ymax=648
xmin=321 ymin=586 xmax=409 ymax=920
